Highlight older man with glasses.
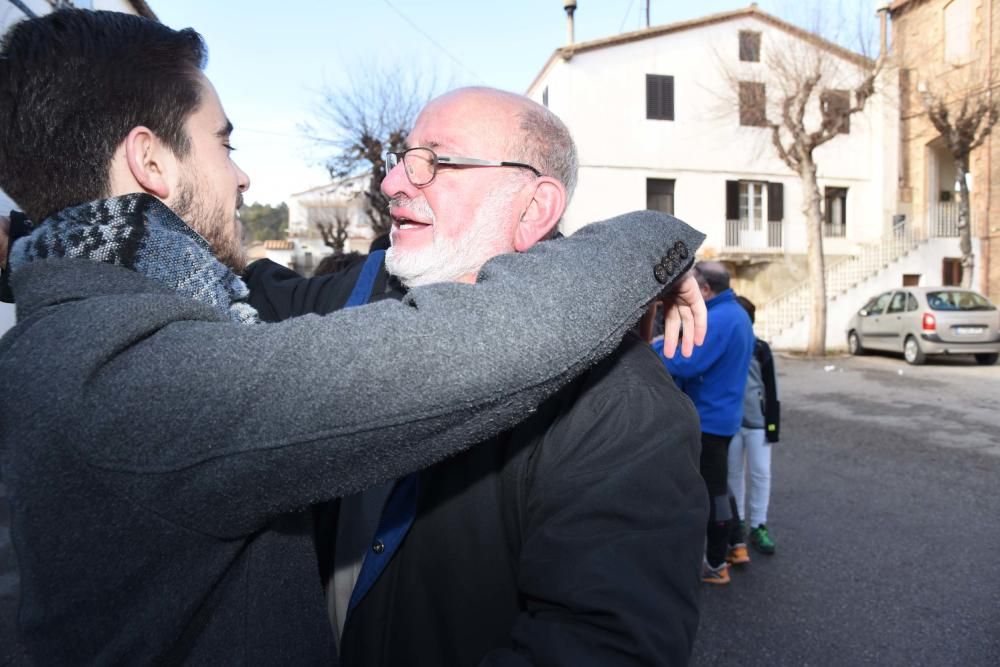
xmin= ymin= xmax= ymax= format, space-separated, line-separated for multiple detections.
xmin=246 ymin=86 xmax=708 ymax=666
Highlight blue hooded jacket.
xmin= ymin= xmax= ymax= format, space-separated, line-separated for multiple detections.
xmin=653 ymin=288 xmax=754 ymax=437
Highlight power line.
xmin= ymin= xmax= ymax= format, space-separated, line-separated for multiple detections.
xmin=381 ymin=0 xmax=484 ymax=83
xmin=618 ymin=0 xmax=636 ymax=34
xmin=7 ymin=0 xmax=36 ymax=19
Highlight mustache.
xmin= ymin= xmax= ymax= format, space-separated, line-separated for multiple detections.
xmin=388 ymin=195 xmax=434 ymax=219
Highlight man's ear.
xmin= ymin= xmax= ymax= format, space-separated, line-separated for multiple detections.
xmin=123 ymin=126 xmax=176 ymax=199
xmin=513 ymin=177 xmax=566 ymax=252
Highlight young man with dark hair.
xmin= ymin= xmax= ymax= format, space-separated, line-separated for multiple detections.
xmin=0 ymin=10 xmax=705 ymax=663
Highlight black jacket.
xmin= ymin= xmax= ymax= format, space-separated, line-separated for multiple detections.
xmin=755 ymin=339 xmax=781 ymax=443
xmin=247 ymin=258 xmax=708 ymax=666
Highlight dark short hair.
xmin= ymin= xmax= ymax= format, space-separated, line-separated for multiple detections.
xmin=0 ymin=9 xmax=207 ymax=222
xmin=736 ymin=295 xmax=756 ymax=324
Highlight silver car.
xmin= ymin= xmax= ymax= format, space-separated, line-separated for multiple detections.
xmin=846 ymin=287 xmax=1000 ymax=365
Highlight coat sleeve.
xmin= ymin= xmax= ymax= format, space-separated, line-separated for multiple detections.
xmin=242 ymin=257 xmax=367 ymax=321
xmin=482 ymin=347 xmax=707 ymax=666
xmin=59 ymin=211 xmax=705 ymax=537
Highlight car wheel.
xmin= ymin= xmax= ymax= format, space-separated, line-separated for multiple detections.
xmin=903 ymin=336 xmax=926 ymax=365
xmin=974 ymin=353 xmax=999 ymax=366
xmin=848 ymin=331 xmax=865 ymax=355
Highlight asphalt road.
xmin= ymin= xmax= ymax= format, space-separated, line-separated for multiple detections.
xmin=691 ymin=353 xmax=1000 ymax=667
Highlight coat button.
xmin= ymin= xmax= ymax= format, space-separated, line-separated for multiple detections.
xmin=673 ymin=240 xmax=689 ymax=259
xmin=372 ymin=539 xmax=385 ymax=555
xmin=654 ymin=263 xmax=671 ymax=284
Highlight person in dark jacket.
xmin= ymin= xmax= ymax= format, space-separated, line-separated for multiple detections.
xmin=727 ymin=296 xmax=780 ymax=558
xmin=248 ymin=87 xmax=708 ymax=666
xmin=0 ymin=12 xmax=707 ymax=665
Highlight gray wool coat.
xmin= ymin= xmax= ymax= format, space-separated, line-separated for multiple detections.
xmin=0 ymin=211 xmax=703 ymax=664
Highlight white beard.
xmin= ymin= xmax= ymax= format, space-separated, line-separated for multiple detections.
xmin=386 ymin=182 xmax=520 ymax=288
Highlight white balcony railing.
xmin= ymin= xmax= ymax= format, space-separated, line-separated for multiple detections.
xmin=929 ymin=201 xmax=962 ymax=237
xmin=823 ymin=223 xmax=847 ymax=238
xmin=723 ymin=219 xmax=783 ymax=252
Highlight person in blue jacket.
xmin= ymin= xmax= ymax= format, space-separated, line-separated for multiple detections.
xmin=654 ymin=261 xmax=754 ymax=584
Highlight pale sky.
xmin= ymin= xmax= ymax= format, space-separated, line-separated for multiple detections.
xmin=151 ymin=0 xmax=874 ymax=207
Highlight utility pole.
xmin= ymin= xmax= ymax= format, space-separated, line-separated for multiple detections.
xmin=643 ymin=0 xmax=650 ymax=28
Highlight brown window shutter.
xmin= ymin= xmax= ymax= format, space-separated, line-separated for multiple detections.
xmin=726 ymin=181 xmax=739 ymax=220
xmin=767 ymin=182 xmax=784 ymax=221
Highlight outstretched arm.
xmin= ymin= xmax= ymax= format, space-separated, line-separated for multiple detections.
xmin=14 ymin=211 xmax=706 ymax=537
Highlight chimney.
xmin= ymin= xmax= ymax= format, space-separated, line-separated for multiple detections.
xmin=564 ymin=0 xmax=577 ymax=46
xmin=876 ymin=2 xmax=890 ymax=58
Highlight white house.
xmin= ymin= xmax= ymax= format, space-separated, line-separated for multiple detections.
xmin=0 ymin=0 xmax=158 ymax=336
xmin=528 ymin=6 xmax=892 ymax=249
xmin=286 ymin=175 xmax=377 ymax=272
xmin=526 ymin=5 xmax=962 ymax=350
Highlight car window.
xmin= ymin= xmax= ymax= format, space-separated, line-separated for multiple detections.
xmin=926 ymin=290 xmax=996 ymax=311
xmin=867 ymin=292 xmax=892 ymax=315
xmin=887 ymin=292 xmax=907 ymax=313
xmin=906 ymin=293 xmax=919 ymax=312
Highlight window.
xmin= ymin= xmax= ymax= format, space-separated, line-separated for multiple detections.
xmin=887 ymin=292 xmax=907 ymax=314
xmin=824 ymin=187 xmax=848 ymax=237
xmin=646 ymin=178 xmax=675 ymax=214
xmin=906 ymin=292 xmax=920 ymax=311
xmin=739 ymin=81 xmax=767 ymax=126
xmin=739 ymin=31 xmax=761 ymax=62
xmin=542 ymin=86 xmax=549 ymax=108
xmin=739 ymin=181 xmax=765 ymax=225
xmin=867 ymin=292 xmax=893 ymax=315
xmin=725 ymin=180 xmax=783 ymax=247
xmin=927 ymin=290 xmax=995 ymax=311
xmin=821 ymin=90 xmax=851 ymax=134
xmin=944 ymin=0 xmax=972 ymax=64
xmin=942 ymin=258 xmax=963 ymax=286
xmin=646 ymin=74 xmax=674 ymax=120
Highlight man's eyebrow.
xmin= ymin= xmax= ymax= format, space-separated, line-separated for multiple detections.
xmin=216 ymin=120 xmax=234 ymax=138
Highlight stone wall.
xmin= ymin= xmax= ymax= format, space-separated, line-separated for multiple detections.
xmin=892 ymin=0 xmax=1000 ymax=298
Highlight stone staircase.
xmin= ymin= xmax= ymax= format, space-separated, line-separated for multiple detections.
xmin=756 ymin=226 xmax=927 ymax=342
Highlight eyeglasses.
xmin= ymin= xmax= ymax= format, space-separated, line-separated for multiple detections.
xmin=385 ymin=146 xmax=541 ymax=187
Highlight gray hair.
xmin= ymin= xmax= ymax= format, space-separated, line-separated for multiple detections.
xmin=512 ymin=103 xmax=579 ymax=205
xmin=693 ymin=261 xmax=730 ymax=294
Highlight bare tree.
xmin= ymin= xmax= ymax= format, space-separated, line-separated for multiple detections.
xmin=302 ymin=63 xmax=437 ymax=237
xmin=313 ymin=208 xmax=351 ymax=254
xmin=720 ymin=17 xmax=881 ymax=355
xmin=919 ymin=85 xmax=999 ymax=289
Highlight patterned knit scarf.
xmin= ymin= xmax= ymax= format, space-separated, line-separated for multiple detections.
xmin=9 ymin=193 xmax=259 ymax=325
